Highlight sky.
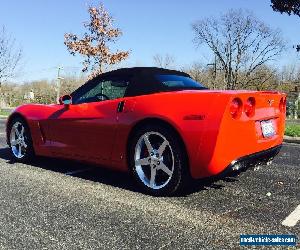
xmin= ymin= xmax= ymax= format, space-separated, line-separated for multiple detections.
xmin=0 ymin=0 xmax=299 ymax=82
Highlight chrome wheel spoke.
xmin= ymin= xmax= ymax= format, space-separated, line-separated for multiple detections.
xmin=15 ymin=128 xmax=20 ymax=137
xmin=20 ymin=126 xmax=24 ymax=137
xmin=135 ymin=157 xmax=150 ymax=166
xmin=143 ymin=134 xmax=153 ymax=153
xmin=149 ymin=167 xmax=157 ymax=188
xmin=158 ymin=140 xmax=169 ymax=156
xmin=22 ymin=141 xmax=28 ymax=148
xmin=157 ymin=162 xmax=172 ymax=176
xmin=17 ymin=145 xmax=22 ymax=158
xmin=11 ymin=139 xmax=17 ymax=146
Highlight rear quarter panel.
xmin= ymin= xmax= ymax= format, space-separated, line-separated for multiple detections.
xmin=114 ymin=90 xmax=286 ymax=179
xmin=113 ymin=91 xmax=229 ymax=175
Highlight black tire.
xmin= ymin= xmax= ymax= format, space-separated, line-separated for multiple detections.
xmin=129 ymin=124 xmax=188 ymax=196
xmin=7 ymin=117 xmax=35 ymax=163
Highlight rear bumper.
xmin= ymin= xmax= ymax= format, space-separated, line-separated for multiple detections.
xmin=221 ymin=144 xmax=282 ymax=176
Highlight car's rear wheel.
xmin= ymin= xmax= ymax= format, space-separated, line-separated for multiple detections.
xmin=129 ymin=125 xmax=187 ymax=196
xmin=8 ymin=117 xmax=34 ymax=162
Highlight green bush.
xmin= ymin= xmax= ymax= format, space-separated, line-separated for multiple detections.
xmin=285 ymin=124 xmax=300 ymax=137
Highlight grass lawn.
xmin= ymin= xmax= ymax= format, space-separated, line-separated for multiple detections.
xmin=0 ymin=110 xmax=11 ymax=117
xmin=285 ymin=123 xmax=300 ymax=137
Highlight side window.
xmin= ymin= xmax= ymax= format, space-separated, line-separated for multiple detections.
xmin=73 ymin=77 xmax=129 ymax=104
xmin=103 ymin=79 xmax=128 ymax=100
xmin=77 ymin=82 xmax=103 ymax=103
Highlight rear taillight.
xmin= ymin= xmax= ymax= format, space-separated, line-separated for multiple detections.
xmin=279 ymin=97 xmax=286 ymax=112
xmin=244 ymin=97 xmax=256 ymax=117
xmin=230 ymin=98 xmax=243 ymax=119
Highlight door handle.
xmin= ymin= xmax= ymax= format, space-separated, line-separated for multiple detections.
xmin=117 ymin=101 xmax=125 ymax=113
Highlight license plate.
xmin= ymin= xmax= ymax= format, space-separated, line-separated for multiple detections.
xmin=261 ymin=120 xmax=275 ymax=138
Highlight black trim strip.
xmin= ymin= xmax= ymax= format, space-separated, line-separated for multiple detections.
xmin=117 ymin=101 xmax=125 ymax=113
xmin=217 ymin=144 xmax=282 ymax=178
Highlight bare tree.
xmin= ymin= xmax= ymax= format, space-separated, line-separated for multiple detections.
xmin=60 ymin=74 xmax=86 ymax=95
xmin=64 ymin=3 xmax=130 ymax=79
xmin=192 ymin=9 xmax=285 ymax=89
xmin=186 ymin=62 xmax=205 ymax=82
xmin=281 ymin=64 xmax=298 ymax=82
xmin=0 ymin=26 xmax=22 ymax=86
xmin=240 ymin=65 xmax=278 ymax=90
xmin=185 ymin=62 xmax=229 ymax=89
xmin=153 ymin=53 xmax=175 ymax=68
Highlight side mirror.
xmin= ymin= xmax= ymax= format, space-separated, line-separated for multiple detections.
xmin=60 ymin=95 xmax=72 ymax=107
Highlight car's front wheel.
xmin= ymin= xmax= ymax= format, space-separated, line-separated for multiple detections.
xmin=129 ymin=125 xmax=188 ymax=196
xmin=7 ymin=117 xmax=34 ymax=162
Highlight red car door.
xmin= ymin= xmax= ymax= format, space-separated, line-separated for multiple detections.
xmin=47 ymin=75 xmax=129 ymax=163
xmin=47 ymin=100 xmax=120 ymax=162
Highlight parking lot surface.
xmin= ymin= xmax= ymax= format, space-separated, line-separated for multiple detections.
xmin=0 ymin=119 xmax=299 ymax=249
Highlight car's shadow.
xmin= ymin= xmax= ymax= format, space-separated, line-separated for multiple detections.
xmin=0 ymin=147 xmax=241 ymax=197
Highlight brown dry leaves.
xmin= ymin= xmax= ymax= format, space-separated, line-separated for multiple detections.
xmin=64 ymin=3 xmax=129 ymax=79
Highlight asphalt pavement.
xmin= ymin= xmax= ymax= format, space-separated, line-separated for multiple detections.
xmin=0 ymin=118 xmax=299 ymax=249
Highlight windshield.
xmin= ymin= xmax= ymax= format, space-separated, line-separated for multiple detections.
xmin=155 ymin=74 xmax=207 ymax=90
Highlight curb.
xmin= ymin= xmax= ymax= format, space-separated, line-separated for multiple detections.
xmin=283 ymin=136 xmax=300 ymax=144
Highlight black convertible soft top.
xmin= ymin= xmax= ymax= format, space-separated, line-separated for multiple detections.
xmin=101 ymin=67 xmax=190 ymax=78
xmin=72 ymin=67 xmax=206 ymax=99
xmin=101 ymin=67 xmax=191 ymax=97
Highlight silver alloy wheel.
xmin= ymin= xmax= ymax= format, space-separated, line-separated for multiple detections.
xmin=10 ymin=122 xmax=27 ymax=159
xmin=134 ymin=131 xmax=174 ymax=190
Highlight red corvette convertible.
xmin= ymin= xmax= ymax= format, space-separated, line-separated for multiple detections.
xmin=6 ymin=67 xmax=286 ymax=195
